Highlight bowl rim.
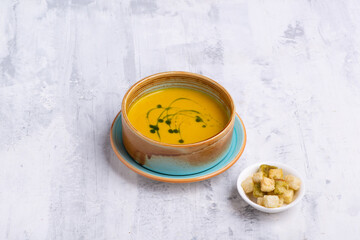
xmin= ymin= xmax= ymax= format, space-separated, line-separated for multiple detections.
xmin=110 ymin=111 xmax=247 ymax=183
xmin=237 ymin=162 xmax=306 ymax=213
xmin=121 ymin=71 xmax=236 ymax=148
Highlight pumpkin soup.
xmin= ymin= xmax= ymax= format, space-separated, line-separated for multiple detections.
xmin=127 ymin=87 xmax=229 ymax=144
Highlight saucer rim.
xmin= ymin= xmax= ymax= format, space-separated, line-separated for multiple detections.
xmin=110 ymin=111 xmax=246 ymax=183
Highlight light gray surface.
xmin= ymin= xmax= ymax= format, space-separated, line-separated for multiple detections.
xmin=1 ymin=0 xmax=360 ymax=239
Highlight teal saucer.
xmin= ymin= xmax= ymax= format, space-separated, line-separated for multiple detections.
xmin=110 ymin=112 xmax=246 ymax=183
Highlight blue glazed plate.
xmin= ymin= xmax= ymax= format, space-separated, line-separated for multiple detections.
xmin=110 ymin=112 xmax=246 ymax=183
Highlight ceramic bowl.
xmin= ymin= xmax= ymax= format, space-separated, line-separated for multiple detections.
xmin=121 ymin=71 xmax=237 ymax=175
xmin=237 ymin=162 xmax=305 ymax=213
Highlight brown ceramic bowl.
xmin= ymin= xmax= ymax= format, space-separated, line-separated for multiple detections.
xmin=121 ymin=71 xmax=235 ymax=175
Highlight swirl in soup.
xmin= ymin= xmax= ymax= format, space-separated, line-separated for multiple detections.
xmin=127 ymin=87 xmax=229 ymax=144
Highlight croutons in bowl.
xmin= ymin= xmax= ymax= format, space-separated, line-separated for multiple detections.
xmin=236 ymin=162 xmax=305 ymax=213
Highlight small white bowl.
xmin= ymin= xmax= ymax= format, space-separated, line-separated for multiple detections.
xmin=237 ymin=162 xmax=305 ymax=213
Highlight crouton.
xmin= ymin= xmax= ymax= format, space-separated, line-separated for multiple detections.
xmin=241 ymin=176 xmax=254 ymax=193
xmin=274 ymin=179 xmax=288 ymax=195
xmin=253 ymin=182 xmax=264 ymax=198
xmin=284 ymin=175 xmax=301 ymax=190
xmin=278 ymin=196 xmax=284 ymax=207
xmin=252 ymin=171 xmax=263 ymax=183
xmin=259 ymin=164 xmax=277 ymax=177
xmin=263 ymin=195 xmax=280 ymax=208
xmin=269 ymin=168 xmax=283 ymax=179
xmin=257 ymin=197 xmax=264 ymax=206
xmin=282 ymin=189 xmax=294 ymax=204
xmin=261 ymin=177 xmax=275 ymax=192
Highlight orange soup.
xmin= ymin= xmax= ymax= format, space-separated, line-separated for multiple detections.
xmin=127 ymin=87 xmax=229 ymax=144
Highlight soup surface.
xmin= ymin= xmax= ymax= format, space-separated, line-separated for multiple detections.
xmin=127 ymin=87 xmax=229 ymax=144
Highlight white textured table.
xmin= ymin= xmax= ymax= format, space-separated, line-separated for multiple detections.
xmin=1 ymin=1 xmax=360 ymax=239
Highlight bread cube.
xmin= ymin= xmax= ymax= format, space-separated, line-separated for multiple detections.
xmin=284 ymin=175 xmax=301 ymax=190
xmin=269 ymin=168 xmax=283 ymax=179
xmin=259 ymin=164 xmax=277 ymax=177
xmin=261 ymin=177 xmax=275 ymax=192
xmin=252 ymin=171 xmax=263 ymax=183
xmin=274 ymin=179 xmax=288 ymax=195
xmin=263 ymin=195 xmax=280 ymax=208
xmin=278 ymin=196 xmax=284 ymax=207
xmin=257 ymin=197 xmax=264 ymax=206
xmin=253 ymin=183 xmax=264 ymax=198
xmin=241 ymin=176 xmax=254 ymax=193
xmin=282 ymin=189 xmax=294 ymax=204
